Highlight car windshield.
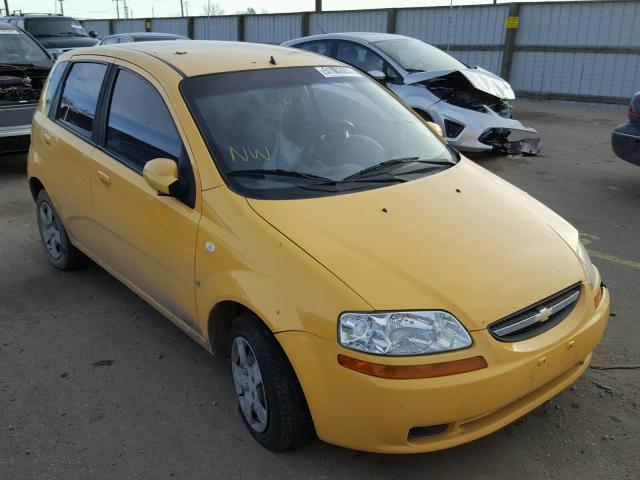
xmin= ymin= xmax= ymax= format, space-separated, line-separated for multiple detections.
xmin=0 ymin=29 xmax=49 ymax=64
xmin=25 ymin=18 xmax=88 ymax=37
xmin=181 ymin=66 xmax=454 ymax=200
xmin=374 ymin=38 xmax=466 ymax=73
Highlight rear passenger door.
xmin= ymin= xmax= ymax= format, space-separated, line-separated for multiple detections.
xmin=86 ymin=62 xmax=202 ymax=334
xmin=36 ymin=59 xmax=110 ymax=250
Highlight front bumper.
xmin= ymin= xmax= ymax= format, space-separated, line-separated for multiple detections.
xmin=277 ymin=286 xmax=609 ymax=453
xmin=429 ymin=100 xmax=539 ymax=153
xmin=611 ymin=123 xmax=640 ymax=166
xmin=0 ymin=103 xmax=36 ymax=138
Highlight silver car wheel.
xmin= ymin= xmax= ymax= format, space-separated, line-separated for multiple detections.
xmin=231 ymin=336 xmax=268 ymax=433
xmin=39 ymin=202 xmax=62 ymax=260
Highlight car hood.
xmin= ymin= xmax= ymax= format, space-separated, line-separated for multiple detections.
xmin=36 ymin=36 xmax=100 ymax=49
xmin=247 ymin=158 xmax=583 ymax=331
xmin=405 ymin=67 xmax=515 ymax=100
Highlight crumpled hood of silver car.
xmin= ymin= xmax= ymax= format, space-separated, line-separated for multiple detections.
xmin=405 ymin=67 xmax=516 ymax=100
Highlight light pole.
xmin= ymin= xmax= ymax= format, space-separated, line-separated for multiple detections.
xmin=113 ymin=0 xmax=120 ymax=19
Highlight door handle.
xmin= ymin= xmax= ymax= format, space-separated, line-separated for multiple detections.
xmin=43 ymin=132 xmax=53 ymax=146
xmin=96 ymin=170 xmax=111 ymax=187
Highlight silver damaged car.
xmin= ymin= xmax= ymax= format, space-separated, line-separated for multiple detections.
xmin=282 ymin=33 xmax=540 ymax=155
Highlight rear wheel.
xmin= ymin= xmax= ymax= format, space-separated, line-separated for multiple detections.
xmin=36 ymin=190 xmax=87 ymax=270
xmin=230 ymin=314 xmax=315 ymax=451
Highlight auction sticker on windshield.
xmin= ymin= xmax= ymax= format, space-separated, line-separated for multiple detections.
xmin=315 ymin=66 xmax=360 ymax=78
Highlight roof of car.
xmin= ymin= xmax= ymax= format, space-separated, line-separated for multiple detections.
xmin=4 ymin=14 xmax=76 ymax=20
xmin=283 ymin=32 xmax=410 ymax=45
xmin=106 ymin=32 xmax=186 ymax=39
xmin=63 ymin=40 xmax=341 ymax=77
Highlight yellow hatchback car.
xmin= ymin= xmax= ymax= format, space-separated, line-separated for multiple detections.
xmin=28 ymin=41 xmax=609 ymax=454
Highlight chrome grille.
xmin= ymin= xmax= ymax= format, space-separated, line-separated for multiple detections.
xmin=488 ymin=284 xmax=581 ymax=342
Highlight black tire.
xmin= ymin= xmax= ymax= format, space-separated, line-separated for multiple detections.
xmin=36 ymin=189 xmax=87 ymax=270
xmin=230 ymin=314 xmax=315 ymax=452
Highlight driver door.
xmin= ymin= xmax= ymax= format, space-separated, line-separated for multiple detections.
xmin=86 ymin=62 xmax=202 ymax=334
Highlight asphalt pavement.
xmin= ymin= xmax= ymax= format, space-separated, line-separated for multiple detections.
xmin=1 ymin=100 xmax=638 ymax=479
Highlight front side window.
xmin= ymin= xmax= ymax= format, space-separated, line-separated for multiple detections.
xmin=43 ymin=60 xmax=67 ymax=117
xmin=181 ymin=66 xmax=454 ymax=200
xmin=374 ymin=38 xmax=467 ymax=73
xmin=57 ymin=62 xmax=107 ymax=139
xmin=0 ymin=28 xmax=50 ymax=65
xmin=106 ymin=69 xmax=182 ymax=170
xmin=24 ymin=18 xmax=88 ymax=38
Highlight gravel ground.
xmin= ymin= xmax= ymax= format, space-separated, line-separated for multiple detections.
xmin=1 ymin=100 xmax=638 ymax=479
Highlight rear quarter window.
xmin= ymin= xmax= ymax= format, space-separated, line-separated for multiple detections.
xmin=43 ymin=61 xmax=67 ymax=118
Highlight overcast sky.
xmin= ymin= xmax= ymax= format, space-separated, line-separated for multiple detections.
xmin=7 ymin=0 xmax=587 ymax=19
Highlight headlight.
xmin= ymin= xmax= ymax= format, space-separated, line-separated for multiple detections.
xmin=338 ymin=311 xmax=472 ymax=356
xmin=577 ymin=240 xmax=597 ymax=290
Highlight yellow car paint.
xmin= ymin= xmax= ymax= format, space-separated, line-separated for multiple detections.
xmin=28 ymin=41 xmax=609 ymax=453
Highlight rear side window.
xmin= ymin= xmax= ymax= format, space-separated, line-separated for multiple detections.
xmin=297 ymin=41 xmax=333 ymax=56
xmin=43 ymin=61 xmax=67 ymax=118
xmin=105 ymin=69 xmax=182 ymax=170
xmin=57 ymin=62 xmax=107 ymax=140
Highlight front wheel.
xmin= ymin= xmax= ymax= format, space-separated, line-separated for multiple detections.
xmin=230 ymin=314 xmax=315 ymax=451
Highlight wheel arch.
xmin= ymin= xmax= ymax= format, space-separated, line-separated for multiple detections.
xmin=29 ymin=176 xmax=45 ymax=202
xmin=208 ymin=300 xmax=268 ymax=357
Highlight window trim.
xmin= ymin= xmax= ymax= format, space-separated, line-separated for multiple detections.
xmin=53 ymin=60 xmax=111 ymax=144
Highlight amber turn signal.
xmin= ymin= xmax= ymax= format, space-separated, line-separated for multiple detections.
xmin=337 ymin=354 xmax=488 ymax=379
xmin=594 ymin=285 xmax=603 ymax=308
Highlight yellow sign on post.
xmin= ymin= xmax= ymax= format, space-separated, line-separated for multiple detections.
xmin=505 ymin=16 xmax=519 ymax=29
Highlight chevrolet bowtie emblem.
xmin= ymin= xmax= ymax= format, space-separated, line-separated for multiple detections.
xmin=537 ymin=307 xmax=552 ymax=323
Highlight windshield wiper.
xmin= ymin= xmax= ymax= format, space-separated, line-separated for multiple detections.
xmin=226 ymin=168 xmax=408 ymax=189
xmin=343 ymin=157 xmax=453 ymax=180
xmin=226 ymin=169 xmax=335 ymax=183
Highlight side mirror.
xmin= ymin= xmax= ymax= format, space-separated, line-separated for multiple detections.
xmin=89 ymin=30 xmax=98 ymax=38
xmin=426 ymin=121 xmax=447 ymax=143
xmin=367 ymin=69 xmax=386 ymax=82
xmin=143 ymin=158 xmax=179 ymax=195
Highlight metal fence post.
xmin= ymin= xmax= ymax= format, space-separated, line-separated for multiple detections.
xmin=238 ymin=15 xmax=245 ymax=41
xmin=386 ymin=8 xmax=397 ymax=34
xmin=187 ymin=16 xmax=194 ymax=38
xmin=500 ymin=3 xmax=521 ymax=81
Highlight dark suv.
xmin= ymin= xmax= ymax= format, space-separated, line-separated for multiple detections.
xmin=0 ymin=21 xmax=53 ymax=152
xmin=2 ymin=14 xmax=99 ymax=54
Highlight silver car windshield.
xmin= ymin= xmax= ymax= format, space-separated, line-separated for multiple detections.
xmin=0 ymin=30 xmax=49 ymax=64
xmin=181 ymin=66 xmax=453 ymax=200
xmin=374 ymin=38 xmax=466 ymax=73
